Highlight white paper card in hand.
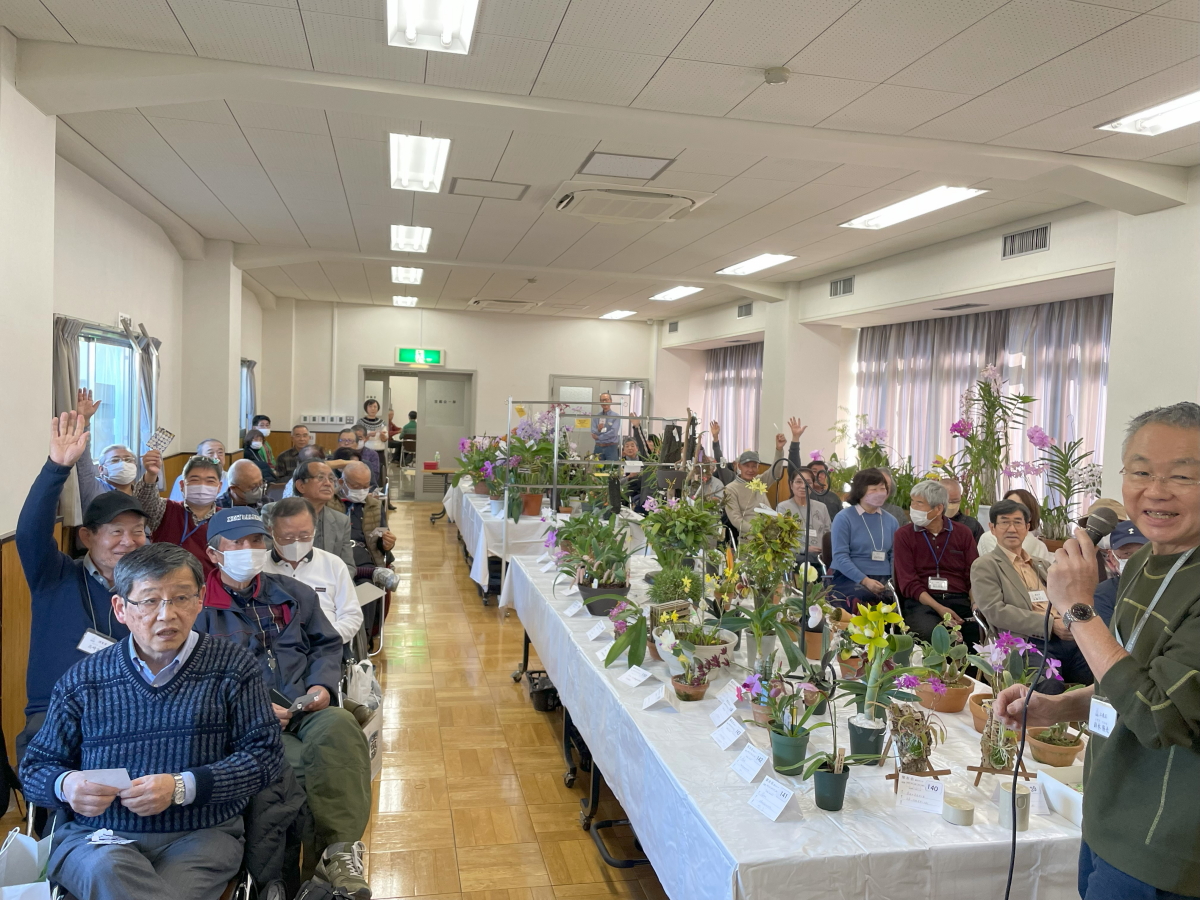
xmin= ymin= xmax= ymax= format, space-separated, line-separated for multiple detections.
xmin=748 ymin=776 xmax=794 ymax=821
xmin=586 ymin=622 xmax=607 ymax=641
xmin=709 ymin=696 xmax=738 ymax=726
xmin=617 ymin=666 xmax=652 ymax=688
xmin=564 ymin=600 xmax=584 ymax=617
xmin=730 ymin=744 xmax=769 ymax=783
xmin=79 ymin=768 xmax=132 ymax=790
xmin=897 ymin=774 xmax=945 ymax=813
xmin=710 ymin=718 xmax=746 ymax=750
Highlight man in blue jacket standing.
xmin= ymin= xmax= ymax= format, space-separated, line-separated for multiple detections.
xmin=195 ymin=508 xmax=372 ymax=900
xmin=15 ymin=412 xmax=148 ymax=761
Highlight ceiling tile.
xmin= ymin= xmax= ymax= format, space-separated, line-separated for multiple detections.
xmin=325 ymin=110 xmax=423 ymax=141
xmin=815 ymin=84 xmax=971 ymax=134
xmin=303 ymin=10 xmax=427 ymax=80
xmin=1150 ymin=0 xmax=1200 ymax=20
xmin=670 ymin=0 xmax=857 ymax=68
xmin=505 ymin=211 xmax=595 ymax=266
xmin=456 ymin=199 xmax=544 ymax=262
xmin=631 ymin=59 xmax=762 ymax=116
xmin=727 ymin=76 xmax=875 ymax=126
xmin=298 ymin=0 xmax=379 ymax=19
xmin=650 ymin=170 xmax=731 ymax=192
xmin=1077 ymin=0 xmax=1178 ymax=9
xmin=490 ymin=131 xmax=598 ymax=187
xmin=478 ymin=0 xmax=571 ymax=41
xmin=550 ymin=222 xmax=660 ymax=269
xmin=320 ymin=261 xmax=371 ymax=301
xmin=908 ymin=94 xmax=1069 ymax=143
xmin=282 ymin=262 xmax=340 ymax=301
xmin=419 ymin=121 xmax=514 ymax=180
xmin=425 ymin=33 xmax=549 ymax=94
xmin=1141 ymin=143 xmax=1200 ymax=165
xmin=0 ymin=0 xmax=75 ymax=41
xmin=137 ymin=100 xmax=237 ymax=125
xmin=245 ymin=266 xmax=307 ymax=299
xmin=442 ymin=268 xmax=493 ymax=300
xmin=887 ymin=0 xmax=1136 ymax=95
xmin=43 ymin=0 xmax=193 ymax=53
xmin=169 ymin=0 xmax=313 ymax=68
xmin=531 ymin=45 xmax=664 ymax=105
xmin=739 ymin=158 xmax=840 ymax=182
xmin=1069 ymin=120 xmax=1200 ymax=159
xmin=670 ymin=148 xmax=763 ymax=177
xmin=229 ymin=100 xmax=330 ymax=134
xmin=815 ymin=165 xmax=915 ymax=188
xmin=553 ymin=0 xmax=712 ymax=56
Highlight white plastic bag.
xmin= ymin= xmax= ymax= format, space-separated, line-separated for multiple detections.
xmin=345 ymin=660 xmax=382 ymax=711
xmin=0 ymin=828 xmax=51 ymax=900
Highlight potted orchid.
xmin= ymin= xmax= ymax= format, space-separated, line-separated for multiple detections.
xmin=913 ymin=616 xmax=985 ymax=713
xmin=664 ymin=637 xmax=731 ymax=701
xmin=602 ymin=600 xmax=648 ymax=668
xmin=1027 ymin=428 xmax=1102 ymax=543
xmin=801 ymin=673 xmax=880 ymax=810
xmin=452 ymin=436 xmax=502 ymax=493
xmin=640 ymin=493 xmax=722 ymax=570
xmin=652 ymin=605 xmax=737 ymax=676
xmin=972 ymin=631 xmax=1063 ymax=767
xmin=505 ymin=408 xmax=572 ymax=519
xmin=553 ymin=510 xmax=633 ymax=614
xmin=744 ymin=678 xmax=831 ymax=775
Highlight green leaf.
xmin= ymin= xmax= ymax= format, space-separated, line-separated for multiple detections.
xmin=627 ymin=618 xmax=647 ymax=668
xmin=774 ymin=622 xmax=803 ymax=674
xmin=605 ymin=626 xmax=635 ymax=668
xmin=931 ymin=624 xmax=951 ymax=656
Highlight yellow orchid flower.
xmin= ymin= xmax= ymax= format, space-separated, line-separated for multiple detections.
xmin=681 ymin=575 xmax=692 ymax=593
xmin=747 ymin=477 xmax=768 ymax=496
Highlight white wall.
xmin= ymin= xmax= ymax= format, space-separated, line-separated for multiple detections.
xmin=54 ymin=159 xmax=184 ymax=442
xmin=240 ymin=287 xmax=262 ymax=367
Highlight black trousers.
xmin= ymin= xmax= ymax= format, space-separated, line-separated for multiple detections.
xmin=901 ymin=592 xmax=980 ymax=650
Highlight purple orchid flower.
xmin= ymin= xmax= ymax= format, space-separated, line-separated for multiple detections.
xmin=895 ymin=674 xmax=921 ymax=691
xmin=1027 ymin=425 xmax=1053 ymax=450
xmin=928 ymin=676 xmax=947 ymax=695
xmin=950 ymin=418 xmax=973 ymax=439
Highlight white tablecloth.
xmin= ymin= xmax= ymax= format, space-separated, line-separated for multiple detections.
xmin=456 ymin=493 xmax=565 ymax=589
xmin=501 ymin=555 xmax=1082 ymax=900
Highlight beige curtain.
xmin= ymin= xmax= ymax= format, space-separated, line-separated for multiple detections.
xmin=702 ymin=342 xmax=763 ymax=459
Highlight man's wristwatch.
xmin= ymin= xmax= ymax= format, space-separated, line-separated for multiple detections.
xmin=171 ymin=773 xmax=186 ymax=806
xmin=1061 ymin=603 xmax=1097 ymax=628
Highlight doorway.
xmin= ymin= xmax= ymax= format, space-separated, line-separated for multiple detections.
xmin=548 ymin=375 xmax=648 ymax=456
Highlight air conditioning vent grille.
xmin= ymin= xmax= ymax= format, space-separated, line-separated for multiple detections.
xmin=546 ymin=181 xmax=713 ymax=224
xmin=1002 ymin=224 xmax=1050 ymax=259
xmin=829 ymin=276 xmax=854 ymax=297
xmin=935 ymin=302 xmax=988 ymax=311
xmin=668 ymin=321 xmax=679 ymax=333
xmin=468 ymin=298 xmax=535 ymax=312
xmin=736 ymin=303 xmax=753 ymax=319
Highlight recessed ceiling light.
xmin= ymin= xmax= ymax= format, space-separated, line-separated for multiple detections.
xmin=389 ymin=134 xmax=451 ymax=193
xmin=840 ymin=186 xmax=988 ymax=230
xmin=716 ymin=254 xmax=795 ymax=276
xmin=1097 ymin=89 xmax=1200 ymax=136
xmin=393 ymin=296 xmax=419 ymax=307
xmin=386 ymin=0 xmax=480 ymax=54
xmin=600 ymin=310 xmax=636 ymax=320
xmin=392 ymin=266 xmax=423 ymax=284
xmin=391 ymin=225 xmax=431 ymax=253
xmin=578 ymin=151 xmax=674 ymax=180
xmin=650 ymin=286 xmax=703 ymax=302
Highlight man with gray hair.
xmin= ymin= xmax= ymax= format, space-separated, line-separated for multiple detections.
xmin=722 ymin=434 xmax=787 ymax=539
xmin=892 ymin=478 xmax=980 ymax=644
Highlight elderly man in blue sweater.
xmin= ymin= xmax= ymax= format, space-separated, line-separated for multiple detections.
xmin=20 ymin=543 xmax=283 ymax=900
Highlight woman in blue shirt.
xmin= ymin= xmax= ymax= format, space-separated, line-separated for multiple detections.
xmin=829 ymin=468 xmax=900 ymax=610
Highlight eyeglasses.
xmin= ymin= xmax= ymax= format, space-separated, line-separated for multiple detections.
xmin=124 ymin=592 xmax=201 ymax=614
xmin=306 ymin=474 xmax=338 ymax=485
xmin=277 ymin=534 xmax=315 ymax=544
xmin=1121 ymin=468 xmax=1200 ymax=489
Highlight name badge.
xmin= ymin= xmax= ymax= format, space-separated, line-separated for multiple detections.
xmin=1089 ymin=697 xmax=1117 ymax=738
xmin=1028 ymin=590 xmax=1049 ymax=606
xmin=77 ymin=629 xmax=117 ymax=655
xmin=871 ymin=550 xmax=886 ymax=562
xmin=928 ymin=577 xmax=949 ymax=592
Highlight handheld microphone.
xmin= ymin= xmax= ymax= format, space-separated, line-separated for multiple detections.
xmin=1083 ymin=506 xmax=1120 ymax=545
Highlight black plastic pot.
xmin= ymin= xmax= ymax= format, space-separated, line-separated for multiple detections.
xmin=579 ymin=584 xmax=630 ymax=616
xmin=848 ymin=717 xmax=886 ymax=765
xmin=813 ymin=768 xmax=850 ymax=811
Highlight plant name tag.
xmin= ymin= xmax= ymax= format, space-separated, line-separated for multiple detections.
xmin=710 ymin=718 xmax=746 ymax=751
xmin=564 ymin=600 xmax=584 ymax=617
xmin=730 ymin=744 xmax=768 ymax=783
xmin=709 ymin=695 xmax=738 ymax=726
xmin=586 ymin=622 xmax=607 ymax=641
xmin=540 ymin=560 xmax=557 ymax=573
xmin=897 ymin=775 xmax=945 ymax=814
xmin=641 ymin=684 xmax=679 ymax=711
xmin=617 ymin=666 xmax=652 ymax=688
xmin=715 ymin=680 xmax=740 ymax=702
xmin=594 ymin=644 xmax=614 ymax=662
xmin=536 ymin=552 xmax=549 ymax=564
xmin=748 ymin=776 xmax=793 ymax=821
xmin=563 ymin=583 xmax=580 ymax=597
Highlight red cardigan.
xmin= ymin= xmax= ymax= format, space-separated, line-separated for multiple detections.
xmin=892 ymin=518 xmax=978 ymax=601
xmin=153 ymin=501 xmax=215 ymax=575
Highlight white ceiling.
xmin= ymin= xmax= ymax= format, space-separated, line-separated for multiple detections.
xmin=6 ymin=0 xmax=1198 ymax=317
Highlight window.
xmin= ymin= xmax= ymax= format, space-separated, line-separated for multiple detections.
xmin=239 ymin=359 xmax=258 ymax=437
xmin=78 ymin=329 xmax=138 ymax=452
xmin=702 ymin=342 xmax=763 ymax=459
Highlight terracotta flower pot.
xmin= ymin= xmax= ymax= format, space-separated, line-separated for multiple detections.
xmin=969 ymin=691 xmax=995 ymax=734
xmin=1027 ymin=728 xmax=1085 ymax=767
xmin=558 ymin=506 xmax=572 ymax=514
xmin=646 ymin=638 xmax=662 ymax=662
xmin=751 ymin=702 xmax=772 ymax=725
xmin=839 ymin=657 xmax=865 ymax=679
xmin=915 ymin=678 xmax=975 ymax=713
xmin=804 ymin=629 xmax=824 ymax=661
xmin=520 ymin=492 xmax=544 ymax=516
xmin=473 ymin=482 xmax=490 ymax=495
xmin=672 ymin=677 xmax=710 ymax=702
xmin=1040 ymin=538 xmax=1066 ymax=553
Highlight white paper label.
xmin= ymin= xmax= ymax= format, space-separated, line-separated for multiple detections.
xmin=594 ymin=643 xmax=613 ymax=662
xmin=748 ymin=776 xmax=794 ymax=821
xmin=80 ymin=768 xmax=133 ymax=790
xmin=716 ymin=679 xmax=740 ymax=702
xmin=624 ymin=461 xmax=643 ymax=473
xmin=710 ymin=717 xmax=746 ymax=750
xmin=1029 ymin=590 xmax=1049 ymax=606
xmin=77 ymin=629 xmax=118 ymax=655
xmin=730 ymin=744 xmax=769 ymax=783
xmin=586 ymin=622 xmax=607 ymax=641
xmin=641 ymin=684 xmax=666 ymax=709
xmin=563 ymin=584 xmax=580 ymax=597
xmin=618 ymin=666 xmax=652 ymax=688
xmin=897 ymin=774 xmax=945 ymax=813
xmin=540 ymin=560 xmax=556 ymax=573
xmin=871 ymin=550 xmax=887 ymax=562
xmin=1089 ymin=697 xmax=1117 ymax=738
xmin=709 ymin=695 xmax=738 ymax=726
xmin=536 ymin=552 xmax=549 ymax=564
xmin=564 ymin=600 xmax=584 ymax=617
xmin=928 ymin=577 xmax=949 ymax=592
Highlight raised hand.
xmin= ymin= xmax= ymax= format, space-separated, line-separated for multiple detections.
xmin=709 ymin=421 xmax=720 ymax=440
xmin=76 ymin=388 xmax=101 ymax=423
xmin=142 ymin=448 xmax=163 ymax=482
xmin=788 ymin=417 xmax=807 ymax=441
xmin=775 ymin=433 xmax=787 ymax=451
xmin=49 ymin=412 xmax=90 ymax=467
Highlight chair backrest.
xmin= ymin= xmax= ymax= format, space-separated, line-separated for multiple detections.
xmin=266 ymin=482 xmax=288 ymax=503
xmin=820 ymin=531 xmax=833 ymax=568
xmin=401 ymin=434 xmax=416 ymax=450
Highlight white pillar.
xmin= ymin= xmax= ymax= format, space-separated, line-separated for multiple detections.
xmin=1102 ymin=170 xmax=1200 ymax=495
xmin=261 ymin=297 xmax=296 ymax=427
xmin=0 ymin=29 xmax=56 ymax=531
xmin=182 ymin=239 xmax=242 ymax=449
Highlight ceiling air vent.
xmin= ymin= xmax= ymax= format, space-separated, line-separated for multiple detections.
xmin=467 ymin=298 xmax=536 ymax=313
xmin=1002 ymin=224 xmax=1050 ymax=259
xmin=934 ymin=302 xmax=989 ymax=312
xmin=668 ymin=321 xmax=679 ymax=333
xmin=547 ymin=181 xmax=713 ymax=224
xmin=736 ymin=303 xmax=753 ymax=319
xmin=829 ymin=276 xmax=854 ymax=298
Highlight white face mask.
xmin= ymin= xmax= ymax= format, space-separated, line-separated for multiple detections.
xmin=250 ymin=440 xmax=263 ymax=450
xmin=1116 ymin=557 xmax=1128 ymax=574
xmin=909 ymin=508 xmax=931 ymax=527
xmin=258 ymin=427 xmax=271 ymax=437
xmin=185 ymin=483 xmax=222 ymax=506
xmin=102 ymin=460 xmax=137 ymax=485
xmin=277 ymin=540 xmax=313 ymax=562
xmin=356 ymin=440 xmax=366 ymax=450
xmin=863 ymin=489 xmax=888 ymax=509
xmin=345 ymin=487 xmax=370 ymax=503
xmin=218 ymin=548 xmax=268 ymax=582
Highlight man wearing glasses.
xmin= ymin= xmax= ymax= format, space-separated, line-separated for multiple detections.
xmin=998 ymin=402 xmax=1200 ymax=900
xmin=275 ymin=460 xmax=355 ymax=571
xmin=20 ymin=543 xmax=282 ymax=900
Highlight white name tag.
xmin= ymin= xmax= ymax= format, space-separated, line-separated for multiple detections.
xmin=1089 ymin=697 xmax=1117 ymax=738
xmin=1029 ymin=590 xmax=1049 ymax=606
xmin=563 ymin=584 xmax=580 ymax=597
xmin=617 ymin=666 xmax=652 ymax=688
xmin=641 ymin=684 xmax=678 ymax=711
xmin=563 ymin=600 xmax=584 ymax=617
xmin=928 ymin=577 xmax=949 ymax=592
xmin=586 ymin=622 xmax=607 ymax=641
xmin=730 ymin=744 xmax=768 ymax=783
xmin=540 ymin=560 xmax=556 ymax=573
xmin=871 ymin=550 xmax=886 ymax=562
xmin=748 ymin=776 xmax=793 ymax=821
xmin=77 ymin=629 xmax=117 ymax=655
xmin=709 ymin=696 xmax=738 ymax=726
xmin=595 ymin=644 xmax=613 ymax=662
xmin=897 ymin=774 xmax=945 ymax=813
xmin=710 ymin=718 xmax=746 ymax=750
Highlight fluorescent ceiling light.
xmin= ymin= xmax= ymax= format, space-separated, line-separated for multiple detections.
xmin=391 ymin=266 xmax=423 ymax=284
xmin=600 ymin=310 xmax=636 ymax=320
xmin=393 ymin=296 xmax=419 ymax=307
xmin=391 ymin=225 xmax=432 ymax=253
xmin=579 ymin=152 xmax=674 ymax=180
xmin=389 ymin=134 xmax=451 ymax=193
xmin=650 ymin=286 xmax=702 ymax=302
xmin=840 ymin=186 xmax=988 ymax=230
xmin=1096 ymin=89 xmax=1200 ymax=136
xmin=716 ymin=253 xmax=795 ymax=276
xmin=386 ymin=0 xmax=480 ymax=54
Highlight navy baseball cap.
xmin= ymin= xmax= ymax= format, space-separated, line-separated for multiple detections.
xmin=206 ymin=507 xmax=269 ymax=542
xmin=1110 ymin=520 xmax=1147 ymax=550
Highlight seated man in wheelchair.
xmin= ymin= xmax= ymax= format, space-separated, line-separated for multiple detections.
xmin=19 ymin=543 xmax=283 ymax=900
xmin=195 ymin=508 xmax=375 ymax=899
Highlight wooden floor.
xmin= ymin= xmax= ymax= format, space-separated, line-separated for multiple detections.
xmin=360 ymin=501 xmax=669 ymax=900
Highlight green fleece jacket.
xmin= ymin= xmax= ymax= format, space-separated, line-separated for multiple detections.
xmin=1084 ymin=544 xmax=1200 ymax=894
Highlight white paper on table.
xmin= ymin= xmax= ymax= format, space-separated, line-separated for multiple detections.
xmin=897 ymin=774 xmax=945 ymax=813
xmin=586 ymin=622 xmax=607 ymax=641
xmin=992 ymin=780 xmax=1049 ymax=816
xmin=641 ymin=684 xmax=679 ymax=711
xmin=709 ymin=696 xmax=738 ymax=726
xmin=716 ymin=679 xmax=740 ymax=702
xmin=79 ymin=768 xmax=132 ymax=790
xmin=87 ymin=829 xmax=135 ymax=846
xmin=563 ymin=584 xmax=580 ymax=597
xmin=564 ymin=600 xmax=584 ymax=617
xmin=618 ymin=666 xmax=652 ymax=688
xmin=536 ymin=552 xmax=550 ymax=564
xmin=540 ymin=560 xmax=556 ymax=573
xmin=748 ymin=776 xmax=794 ymax=821
xmin=730 ymin=744 xmax=769 ymax=783
xmin=710 ymin=718 xmax=746 ymax=750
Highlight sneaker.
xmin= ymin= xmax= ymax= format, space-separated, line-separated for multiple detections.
xmin=316 ymin=841 xmax=371 ymax=900
xmin=372 ymin=567 xmax=399 ymax=592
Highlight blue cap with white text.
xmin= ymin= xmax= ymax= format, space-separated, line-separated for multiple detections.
xmin=206 ymin=507 xmax=269 ymax=542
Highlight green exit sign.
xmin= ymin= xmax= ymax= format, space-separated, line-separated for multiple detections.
xmin=396 ymin=347 xmax=444 ymax=366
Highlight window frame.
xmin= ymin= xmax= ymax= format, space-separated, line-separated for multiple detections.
xmin=77 ymin=325 xmax=140 ymax=454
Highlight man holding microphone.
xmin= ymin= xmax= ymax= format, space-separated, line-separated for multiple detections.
xmin=997 ymin=402 xmax=1200 ymax=899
